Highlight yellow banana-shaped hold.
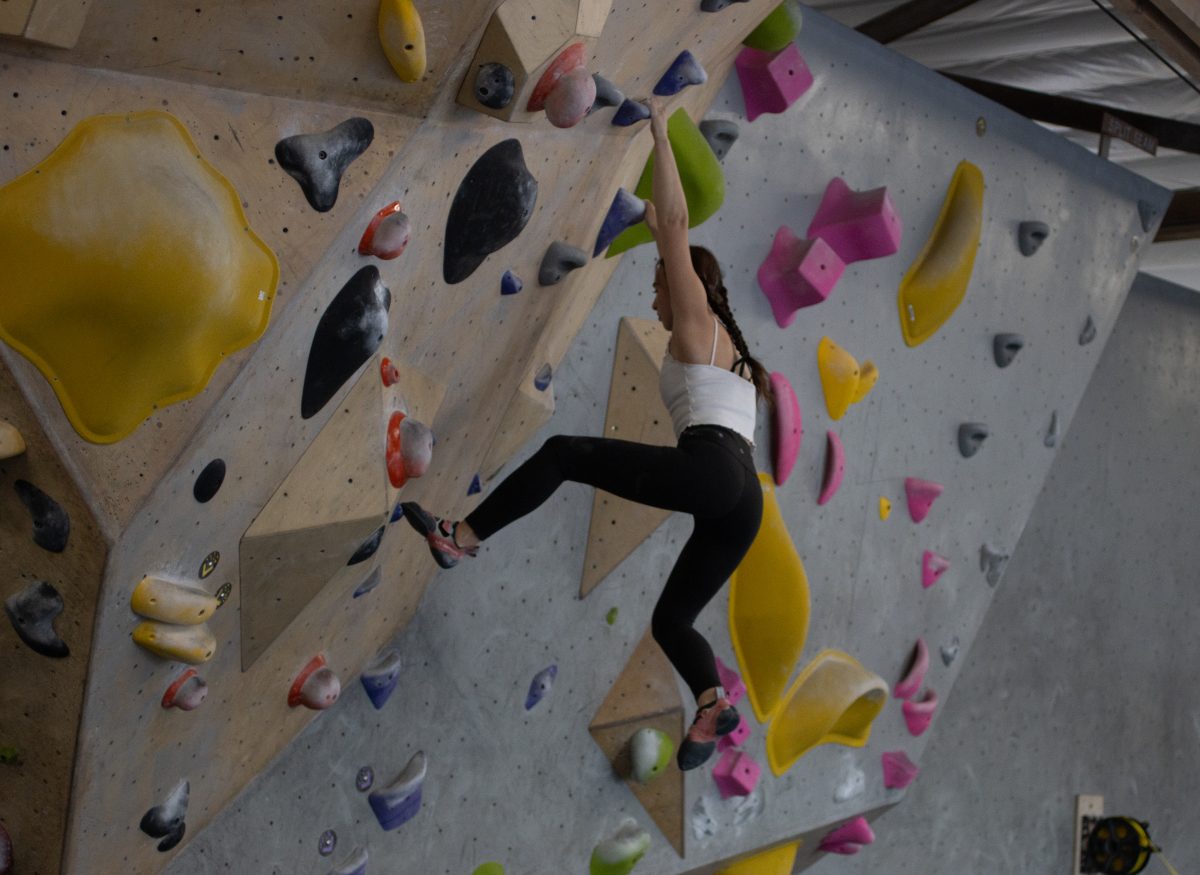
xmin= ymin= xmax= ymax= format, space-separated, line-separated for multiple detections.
xmin=132 ymin=621 xmax=217 ymax=664
xmin=379 ymin=0 xmax=426 ymax=83
xmin=130 ymin=576 xmax=220 ymax=625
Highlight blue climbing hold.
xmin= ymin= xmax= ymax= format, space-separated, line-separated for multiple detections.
xmin=534 ymin=364 xmax=552 ymax=392
xmin=353 ymin=567 xmax=382 ymax=598
xmin=593 ymin=189 xmax=646 ymax=257
xmin=612 ymin=99 xmax=650 ymax=127
xmin=525 ymin=664 xmax=558 ymax=710
xmin=390 ymin=501 xmax=405 ymax=523
xmin=369 ymin=751 xmax=426 ymax=830
xmin=654 ymin=50 xmax=707 ymax=96
xmin=468 ymin=474 xmax=482 ymax=495
xmin=501 ymin=270 xmax=523 ymax=295
xmin=360 ymin=649 xmax=402 ymax=710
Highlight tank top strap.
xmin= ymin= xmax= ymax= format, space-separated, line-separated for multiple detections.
xmin=708 ymin=314 xmax=719 ymax=366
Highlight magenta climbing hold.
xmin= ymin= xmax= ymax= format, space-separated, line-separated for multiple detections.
xmin=769 ymin=373 xmax=801 ymax=486
xmin=712 ymin=749 xmax=761 ymax=798
xmin=717 ymin=713 xmax=751 ymax=751
xmin=817 ymin=431 xmax=844 ymax=506
xmin=881 ymin=750 xmax=919 ymax=789
xmin=715 ymin=656 xmax=747 ymax=706
xmin=361 ymin=649 xmax=402 ymax=710
xmin=806 ymin=178 xmax=902 ymax=264
xmin=162 ymin=668 xmax=208 ymax=711
xmin=757 ymin=227 xmax=844 ymax=328
xmin=735 ymin=43 xmax=813 ymax=122
xmin=359 ymin=201 xmax=411 ymax=260
xmin=368 ymin=750 xmax=426 ymax=830
xmin=921 ymin=550 xmax=950 ymax=588
xmin=819 ymin=817 xmax=875 ymax=855
xmin=545 ymin=66 xmax=596 ymax=128
xmin=893 ymin=638 xmax=928 ymax=700
xmin=654 ymin=50 xmax=708 ymax=96
xmin=902 ymin=689 xmax=937 ymax=736
xmin=904 ymin=477 xmax=943 ymax=523
xmin=594 ymin=188 xmax=647 ymax=257
xmin=525 ymin=664 xmax=557 ymax=710
xmin=289 ymin=653 xmax=341 ymax=710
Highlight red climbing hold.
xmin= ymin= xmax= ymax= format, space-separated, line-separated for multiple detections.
xmin=527 ymin=42 xmax=586 ymax=111
xmin=387 ymin=411 xmax=407 ymax=489
xmin=381 ymin=357 xmax=400 ymax=387
xmin=359 ymin=201 xmax=411 ymax=260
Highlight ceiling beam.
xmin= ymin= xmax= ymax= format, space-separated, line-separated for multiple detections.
xmin=943 ymin=74 xmax=1200 ymax=155
xmin=855 ymin=0 xmax=985 ymax=44
xmin=1157 ymin=189 xmax=1200 ymax=242
xmin=1107 ymin=0 xmax=1200 ymax=81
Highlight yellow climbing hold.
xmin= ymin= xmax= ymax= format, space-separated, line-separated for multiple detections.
xmin=0 ymin=111 xmax=278 ymax=444
xmin=817 ymin=337 xmax=876 ymax=420
xmin=379 ymin=0 xmax=427 ymax=83
xmin=0 ymin=421 xmax=26 ymax=459
xmin=716 ymin=841 xmax=801 ymax=875
xmin=897 ymin=160 xmax=985 ymax=347
xmin=130 ymin=576 xmax=220 ymax=625
xmin=878 ymin=496 xmax=891 ymax=520
xmin=765 ymin=649 xmax=888 ymax=776
xmin=729 ymin=473 xmax=810 ymax=723
xmin=131 ymin=621 xmax=217 ymax=664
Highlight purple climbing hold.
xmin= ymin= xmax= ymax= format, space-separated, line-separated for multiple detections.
xmin=5 ymin=580 xmax=68 ymax=658
xmin=356 ymin=766 xmax=375 ymax=791
xmin=275 ymin=118 xmax=374 ymax=213
xmin=654 ymin=50 xmax=708 ymax=96
xmin=593 ymin=188 xmax=647 ymax=257
xmin=368 ymin=751 xmax=426 ymax=830
xmin=348 ymin=526 xmax=385 ymax=566
xmin=468 ymin=474 xmax=482 ymax=495
xmin=525 ymin=664 xmax=558 ymax=710
xmin=14 ymin=479 xmax=69 ymax=553
xmin=318 ymin=829 xmax=338 ymax=856
xmin=501 ymin=270 xmax=523 ymax=295
xmin=352 ymin=566 xmax=383 ymax=598
xmin=534 ymin=363 xmax=553 ymax=392
xmin=612 ymin=99 xmax=650 ymax=127
xmin=360 ymin=649 xmax=402 ymax=710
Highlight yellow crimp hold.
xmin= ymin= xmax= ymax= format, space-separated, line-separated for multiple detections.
xmin=879 ymin=496 xmax=891 ymax=520
xmin=765 ymin=649 xmax=888 ymax=776
xmin=0 ymin=420 xmax=26 ymax=459
xmin=0 ymin=111 xmax=279 ymax=444
xmin=132 ymin=621 xmax=217 ymax=664
xmin=716 ymin=841 xmax=800 ymax=875
xmin=897 ymin=160 xmax=985 ymax=347
xmin=817 ymin=337 xmax=877 ymax=420
xmin=130 ymin=576 xmax=220 ymax=625
xmin=379 ymin=0 xmax=427 ymax=83
xmin=729 ymin=473 xmax=810 ymax=723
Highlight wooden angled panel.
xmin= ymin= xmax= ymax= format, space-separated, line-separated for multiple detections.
xmin=23 ymin=0 xmax=92 ymax=48
xmin=0 ymin=0 xmax=34 ymax=37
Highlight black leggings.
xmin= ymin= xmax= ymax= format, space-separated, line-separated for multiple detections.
xmin=466 ymin=425 xmax=763 ymax=698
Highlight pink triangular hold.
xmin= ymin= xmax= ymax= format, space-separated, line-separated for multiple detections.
xmin=806 ymin=178 xmax=902 ymax=264
xmin=817 ymin=430 xmax=844 ymax=506
xmin=893 ymin=638 xmax=928 ymax=700
xmin=902 ymin=689 xmax=938 ymax=737
xmin=734 ymin=43 xmax=814 ymax=122
xmin=818 ymin=816 xmax=875 ymax=855
xmin=715 ymin=655 xmax=747 ymax=707
xmin=904 ymin=477 xmax=943 ymax=523
xmin=757 ymin=227 xmax=844 ymax=327
xmin=881 ymin=750 xmax=919 ymax=789
xmin=921 ymin=550 xmax=950 ymax=588
xmin=769 ymin=372 xmax=802 ymax=485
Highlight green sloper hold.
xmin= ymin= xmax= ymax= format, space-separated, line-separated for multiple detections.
xmin=590 ymin=819 xmax=651 ymax=875
xmin=606 ymin=109 xmax=725 ymax=257
xmin=743 ymin=0 xmax=803 ymax=52
xmin=472 ymin=865 xmax=505 ymax=875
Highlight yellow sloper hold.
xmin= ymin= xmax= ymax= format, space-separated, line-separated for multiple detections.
xmin=379 ymin=0 xmax=427 ymax=82
xmin=716 ymin=841 xmax=800 ymax=875
xmin=765 ymin=649 xmax=889 ymax=777
xmin=817 ymin=337 xmax=876 ymax=420
xmin=879 ymin=496 xmax=891 ymax=520
xmin=130 ymin=576 xmax=220 ymax=626
xmin=131 ymin=621 xmax=217 ymax=664
xmin=897 ymin=160 xmax=985 ymax=347
xmin=0 ymin=111 xmax=278 ymax=444
xmin=850 ymin=360 xmax=878 ymax=404
xmin=729 ymin=474 xmax=811 ymax=723
xmin=0 ymin=420 xmax=26 ymax=459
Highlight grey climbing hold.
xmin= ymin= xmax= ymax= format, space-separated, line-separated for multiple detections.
xmin=1079 ymin=315 xmax=1096 ymax=346
xmin=593 ymin=188 xmax=646 ymax=256
xmin=14 ymin=479 xmax=69 ymax=553
xmin=5 ymin=580 xmax=68 ymax=658
xmin=612 ymin=99 xmax=650 ymax=127
xmin=318 ymin=829 xmax=337 ymax=856
xmin=654 ymin=50 xmax=707 ymax=96
xmin=940 ymin=637 xmax=960 ymax=666
xmin=275 ymin=118 xmax=374 ymax=213
xmin=979 ymin=544 xmax=1009 ymax=587
xmin=474 ymin=63 xmax=515 ymax=109
xmin=699 ymin=119 xmax=740 ymax=161
xmin=1137 ymin=199 xmax=1158 ymax=233
xmin=356 ymin=766 xmax=375 ymax=791
xmin=591 ymin=74 xmax=624 ymax=109
xmin=538 ymin=241 xmax=587 ymax=286
xmin=701 ymin=0 xmax=749 ymax=10
xmin=1017 ymin=221 xmax=1049 ymax=256
xmin=992 ymin=333 xmax=1024 ymax=368
xmin=957 ymin=423 xmax=988 ymax=458
xmin=329 ymin=846 xmax=368 ymax=875
xmin=1044 ymin=410 xmax=1058 ymax=448
xmin=140 ymin=780 xmax=189 ymax=852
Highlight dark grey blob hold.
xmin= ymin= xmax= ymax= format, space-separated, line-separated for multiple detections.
xmin=443 ymin=139 xmax=538 ymax=284
xmin=5 ymin=580 xmax=69 ymax=658
xmin=274 ymin=118 xmax=375 ymax=213
xmin=957 ymin=422 xmax=988 ymax=458
xmin=940 ymin=638 xmax=960 ymax=666
xmin=1079 ymin=315 xmax=1096 ymax=346
xmin=700 ymin=0 xmax=749 ymax=10
xmin=14 ymin=479 xmax=68 ymax=553
xmin=1044 ymin=411 xmax=1058 ymax=448
xmin=474 ymin=63 xmax=515 ymax=109
xmin=348 ymin=526 xmax=386 ymax=566
xmin=301 ymin=266 xmax=391 ymax=419
xmin=140 ymin=780 xmax=189 ymax=851
xmin=979 ymin=544 xmax=1009 ymax=587
xmin=591 ymin=74 xmax=624 ymax=109
xmin=992 ymin=333 xmax=1024 ymax=368
xmin=538 ymin=241 xmax=588 ymax=286
xmin=1017 ymin=221 xmax=1049 ymax=256
xmin=193 ymin=459 xmax=226 ymax=503
xmin=699 ymin=119 xmax=740 ymax=161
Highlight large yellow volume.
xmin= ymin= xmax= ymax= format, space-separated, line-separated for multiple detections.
xmin=716 ymin=841 xmax=800 ymax=874
xmin=728 ymin=474 xmax=810 ymax=723
xmin=897 ymin=160 xmax=985 ymax=347
xmin=379 ymin=0 xmax=426 ymax=82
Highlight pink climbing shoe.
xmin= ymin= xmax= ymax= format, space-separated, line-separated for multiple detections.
xmin=399 ymin=502 xmax=476 ymax=569
xmin=677 ymin=691 xmax=740 ymax=771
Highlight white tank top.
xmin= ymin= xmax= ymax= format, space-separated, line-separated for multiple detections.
xmin=659 ymin=316 xmax=758 ymax=445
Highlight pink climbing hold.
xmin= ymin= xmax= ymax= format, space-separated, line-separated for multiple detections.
xmin=735 ymin=43 xmax=814 ymax=122
xmin=769 ymin=371 xmax=802 ymax=485
xmin=757 ymin=227 xmax=844 ymax=328
xmin=893 ymin=638 xmax=928 ymax=700
xmin=806 ymin=178 xmax=902 ymax=264
xmin=904 ymin=477 xmax=943 ymax=523
xmin=921 ymin=550 xmax=950 ymax=588
xmin=288 ymin=653 xmax=341 ymax=710
xmin=161 ymin=668 xmax=209 ymax=711
xmin=718 ymin=713 xmax=751 ymax=752
xmin=902 ymin=689 xmax=938 ymax=737
xmin=819 ymin=816 xmax=876 ymax=855
xmin=817 ymin=430 xmax=845 ymax=506
xmin=715 ymin=655 xmax=747 ymax=706
xmin=881 ymin=750 xmax=919 ymax=789
xmin=545 ymin=66 xmax=596 ymax=128
xmin=359 ymin=201 xmax=411 ymax=260
xmin=712 ymin=749 xmax=761 ymax=798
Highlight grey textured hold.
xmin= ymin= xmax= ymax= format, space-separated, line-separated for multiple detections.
xmin=957 ymin=422 xmax=989 ymax=458
xmin=591 ymin=74 xmax=624 ymax=109
xmin=1044 ymin=410 xmax=1059 ymax=448
xmin=700 ymin=0 xmax=749 ymax=10
xmin=1017 ymin=221 xmax=1049 ymax=256
xmin=474 ymin=63 xmax=514 ymax=109
xmin=5 ymin=580 xmax=69 ymax=658
xmin=538 ymin=241 xmax=588 ymax=286
xmin=275 ymin=118 xmax=374 ymax=213
xmin=1079 ymin=315 xmax=1096 ymax=346
xmin=14 ymin=479 xmax=69 ymax=552
xmin=699 ymin=119 xmax=740 ymax=161
xmin=979 ymin=545 xmax=1009 ymax=587
xmin=993 ymin=333 xmax=1024 ymax=368
xmin=941 ymin=637 xmax=960 ymax=666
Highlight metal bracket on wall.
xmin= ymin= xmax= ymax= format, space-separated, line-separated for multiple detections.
xmin=1074 ymin=794 xmax=1105 ymax=875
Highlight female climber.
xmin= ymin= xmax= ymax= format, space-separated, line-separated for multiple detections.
xmin=402 ymin=98 xmax=771 ymax=771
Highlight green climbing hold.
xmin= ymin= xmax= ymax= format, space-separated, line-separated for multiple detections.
xmin=0 ymin=746 xmax=20 ymax=764
xmin=472 ymin=864 xmax=505 ymax=875
xmin=590 ymin=819 xmax=651 ymax=875
xmin=743 ymin=0 xmax=803 ymax=52
xmin=630 ymin=728 xmax=674 ymax=783
xmin=606 ymin=607 xmax=618 ymax=625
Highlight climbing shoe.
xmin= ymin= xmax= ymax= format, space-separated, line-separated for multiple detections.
xmin=399 ymin=502 xmax=475 ymax=569
xmin=676 ymin=693 xmax=739 ymax=771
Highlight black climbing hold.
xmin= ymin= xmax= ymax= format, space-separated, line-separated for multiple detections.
xmin=957 ymin=423 xmax=988 ymax=458
xmin=591 ymin=74 xmax=624 ymax=109
xmin=612 ymin=99 xmax=650 ymax=127
xmin=992 ymin=333 xmax=1024 ymax=368
xmin=474 ymin=63 xmax=515 ymax=109
xmin=538 ymin=241 xmax=588 ymax=286
xmin=140 ymin=780 xmax=189 ymax=853
xmin=301 ymin=266 xmax=391 ymax=419
xmin=275 ymin=118 xmax=374 ymax=213
xmin=5 ymin=580 xmax=69 ymax=658
xmin=14 ymin=479 xmax=69 ymax=553
xmin=348 ymin=526 xmax=386 ymax=566
xmin=700 ymin=0 xmax=749 ymax=10
xmin=699 ymin=119 xmax=740 ymax=161
xmin=1079 ymin=316 xmax=1096 ymax=346
xmin=193 ymin=459 xmax=226 ymax=503
xmin=443 ymin=139 xmax=538 ymax=285
xmin=1017 ymin=221 xmax=1049 ymax=256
